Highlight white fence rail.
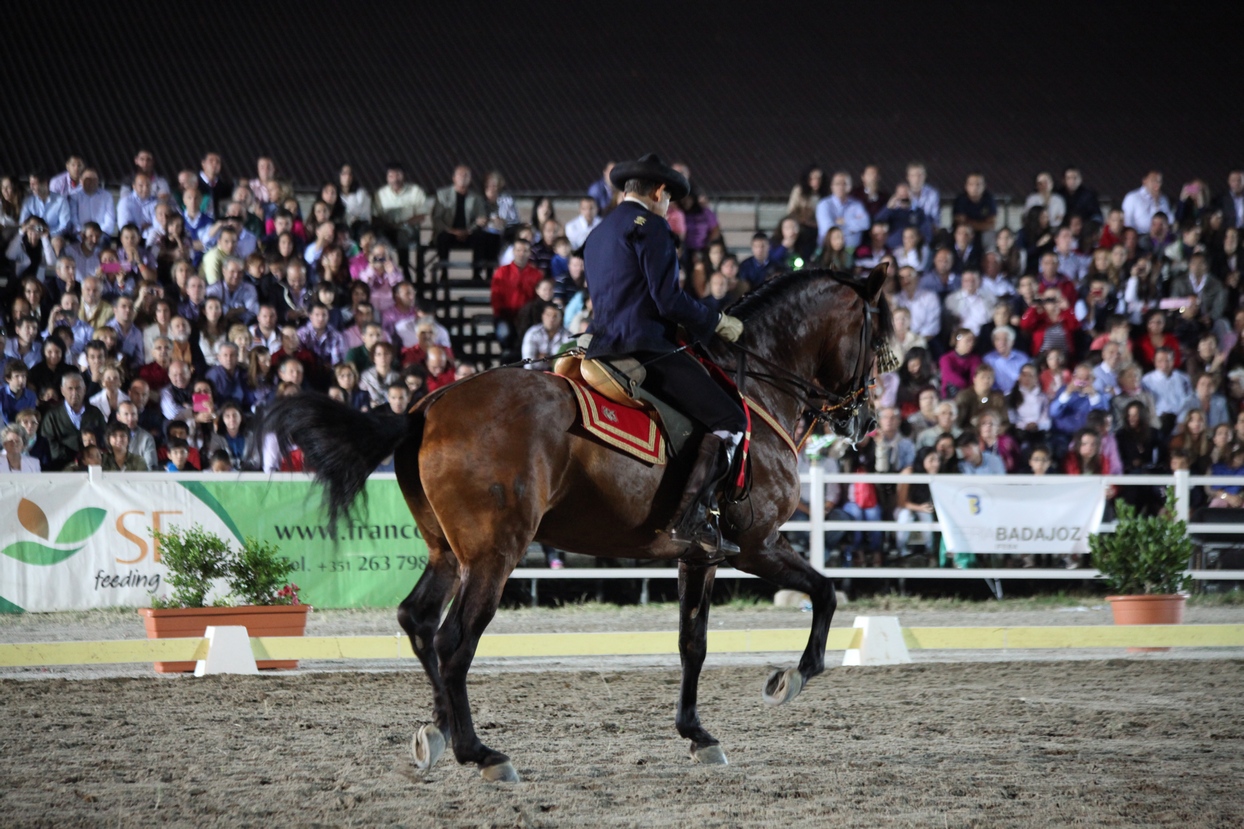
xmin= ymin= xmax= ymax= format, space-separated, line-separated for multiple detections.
xmin=512 ymin=468 xmax=1244 ymax=583
xmin=4 ymin=470 xmax=1239 ymax=588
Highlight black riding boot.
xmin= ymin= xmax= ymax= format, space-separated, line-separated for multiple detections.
xmin=668 ymin=435 xmax=741 ymax=558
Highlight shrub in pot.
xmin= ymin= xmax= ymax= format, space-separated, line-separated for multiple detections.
xmin=140 ymin=524 xmax=308 ymax=672
xmin=1089 ymin=488 xmax=1192 ymax=631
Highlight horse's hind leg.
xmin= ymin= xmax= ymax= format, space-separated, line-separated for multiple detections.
xmin=675 ymin=560 xmax=728 ymax=765
xmin=398 ymin=532 xmax=458 ymax=771
xmin=434 ymin=540 xmax=522 ymax=782
xmin=730 ymin=530 xmax=837 ymax=705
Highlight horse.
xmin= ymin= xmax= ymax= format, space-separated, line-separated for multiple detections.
xmin=266 ymin=265 xmax=892 ymax=782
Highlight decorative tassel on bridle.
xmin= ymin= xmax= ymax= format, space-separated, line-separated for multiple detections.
xmin=875 ymin=339 xmax=901 ymax=375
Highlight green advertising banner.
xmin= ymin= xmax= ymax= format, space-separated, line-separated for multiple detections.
xmin=0 ymin=473 xmax=427 ymax=612
xmin=184 ymin=478 xmax=427 ymax=608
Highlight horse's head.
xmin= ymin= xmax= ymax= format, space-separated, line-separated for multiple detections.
xmin=814 ymin=265 xmax=897 ymax=444
xmin=723 ymin=265 xmax=897 ymax=446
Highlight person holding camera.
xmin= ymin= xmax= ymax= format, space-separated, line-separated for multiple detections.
xmin=1049 ymin=362 xmax=1109 ymax=457
xmin=1021 ymin=285 xmax=1080 ymax=358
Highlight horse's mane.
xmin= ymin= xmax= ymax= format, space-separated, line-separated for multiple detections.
xmin=729 ymin=268 xmax=894 ymax=342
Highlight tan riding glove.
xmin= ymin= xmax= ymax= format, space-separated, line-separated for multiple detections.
xmin=715 ymin=314 xmax=744 ymax=342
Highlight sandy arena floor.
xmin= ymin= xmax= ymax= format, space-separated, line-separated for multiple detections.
xmin=1 ymin=660 xmax=1241 ymax=827
xmin=1 ymin=602 xmax=1243 ymax=826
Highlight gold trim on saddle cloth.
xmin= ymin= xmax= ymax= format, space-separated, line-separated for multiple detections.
xmin=561 ymin=376 xmax=667 ymax=465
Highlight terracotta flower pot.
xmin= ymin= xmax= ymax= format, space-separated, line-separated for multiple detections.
xmin=1106 ymin=594 xmax=1186 ymax=653
xmin=139 ymin=605 xmax=310 ymax=673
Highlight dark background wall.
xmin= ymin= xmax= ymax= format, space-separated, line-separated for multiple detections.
xmin=1 ymin=1 xmax=1238 ymax=200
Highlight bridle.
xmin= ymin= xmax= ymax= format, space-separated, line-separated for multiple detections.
xmin=722 ymin=289 xmax=895 ymax=442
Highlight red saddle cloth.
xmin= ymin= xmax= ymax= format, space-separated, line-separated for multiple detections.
xmin=556 ymin=375 xmax=667 ymax=465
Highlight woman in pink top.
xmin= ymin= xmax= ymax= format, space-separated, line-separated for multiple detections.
xmin=354 ymin=242 xmax=403 ymax=316
xmin=349 ymin=228 xmax=377 ymax=279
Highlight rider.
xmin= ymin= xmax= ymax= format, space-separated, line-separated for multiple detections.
xmin=583 ymin=153 xmax=747 ymax=556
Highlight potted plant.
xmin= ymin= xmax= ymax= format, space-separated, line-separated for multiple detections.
xmin=1090 ymin=488 xmax=1192 ymax=638
xmin=139 ymin=524 xmax=309 ymax=673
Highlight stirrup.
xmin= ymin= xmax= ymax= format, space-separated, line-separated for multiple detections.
xmin=706 ymin=507 xmax=741 ymax=556
xmin=670 ymin=507 xmax=740 ymax=557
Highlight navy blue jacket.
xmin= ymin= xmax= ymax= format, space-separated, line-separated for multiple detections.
xmin=584 ymin=200 xmax=718 ymax=357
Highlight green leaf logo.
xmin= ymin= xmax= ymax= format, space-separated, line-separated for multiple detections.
xmin=55 ymin=508 xmax=107 ymax=545
xmin=3 ymin=501 xmax=106 ymax=566
xmin=2 ymin=542 xmax=84 ymax=566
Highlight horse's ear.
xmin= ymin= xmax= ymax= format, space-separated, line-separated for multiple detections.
xmin=864 ymin=264 xmax=888 ymax=304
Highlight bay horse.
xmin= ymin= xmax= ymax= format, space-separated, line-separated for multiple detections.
xmin=266 ymin=265 xmax=892 ymax=782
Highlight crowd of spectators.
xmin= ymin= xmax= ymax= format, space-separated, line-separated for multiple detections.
xmin=762 ymin=162 xmax=1244 ymax=566
xmin=0 ymin=152 xmax=508 ymax=473
xmin=3 ymin=150 xmax=1243 ymax=570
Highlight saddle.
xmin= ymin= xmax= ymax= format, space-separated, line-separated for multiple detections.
xmin=553 ymin=342 xmax=696 ymax=459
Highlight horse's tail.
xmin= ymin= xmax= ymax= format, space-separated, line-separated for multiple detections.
xmin=263 ymin=394 xmax=423 ymax=530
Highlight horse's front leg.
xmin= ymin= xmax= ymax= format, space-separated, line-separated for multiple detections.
xmin=675 ymin=560 xmax=727 ymax=764
xmin=730 ymin=529 xmax=837 ymax=705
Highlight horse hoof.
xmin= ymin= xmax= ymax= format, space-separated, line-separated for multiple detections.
xmin=412 ymin=725 xmax=447 ymax=771
xmin=692 ymin=744 xmax=728 ymax=765
xmin=480 ymin=760 xmax=520 ymax=783
xmin=762 ymin=667 xmax=805 ymax=706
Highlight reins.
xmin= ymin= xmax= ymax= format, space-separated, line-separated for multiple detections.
xmin=722 ymin=339 xmax=865 ymax=415
xmin=720 ymin=290 xmax=881 ymax=429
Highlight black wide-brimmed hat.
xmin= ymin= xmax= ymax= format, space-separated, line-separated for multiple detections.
xmin=609 ymin=154 xmax=689 ymax=201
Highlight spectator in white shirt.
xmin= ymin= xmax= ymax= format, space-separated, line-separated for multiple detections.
xmin=944 ymin=270 xmax=993 ymax=335
xmin=1023 ymin=171 xmax=1067 ymax=228
xmin=338 ymin=164 xmax=372 ymax=229
xmin=521 ymin=304 xmax=573 ymax=370
xmin=20 ymin=172 xmax=71 ymax=238
xmin=891 ymin=265 xmax=942 ymax=340
xmin=0 ymin=424 xmax=40 ymax=472
xmin=69 ymin=169 xmax=116 ymax=238
xmin=1007 ymin=362 xmax=1051 ymax=433
xmin=49 ymin=155 xmax=85 ymax=198
xmin=893 ymin=226 xmax=930 ymax=272
xmin=815 ymin=171 xmax=870 ymax=249
xmin=117 ymin=173 xmax=158 ymax=232
xmin=1121 ymin=170 xmax=1172 ymax=232
xmin=980 ymin=251 xmax=1015 ymax=299
xmin=373 ymin=162 xmax=428 ymax=266
xmin=1141 ymin=347 xmax=1196 ymax=433
xmin=564 ymin=198 xmax=602 ymax=250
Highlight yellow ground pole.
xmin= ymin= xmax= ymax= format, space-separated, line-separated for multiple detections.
xmin=903 ymin=624 xmax=1244 ymax=650
xmin=1 ymin=625 xmax=1241 ymax=668
xmin=0 ymin=638 xmax=209 ymax=666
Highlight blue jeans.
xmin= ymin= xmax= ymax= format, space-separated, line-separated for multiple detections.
xmin=841 ymin=502 xmax=882 ymax=550
xmin=894 ymin=508 xmax=935 ymax=555
xmin=495 ymin=319 xmax=514 ymax=348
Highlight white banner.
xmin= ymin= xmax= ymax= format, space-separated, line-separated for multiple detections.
xmin=0 ymin=474 xmax=233 ymax=613
xmin=930 ymin=479 xmax=1105 ymax=555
